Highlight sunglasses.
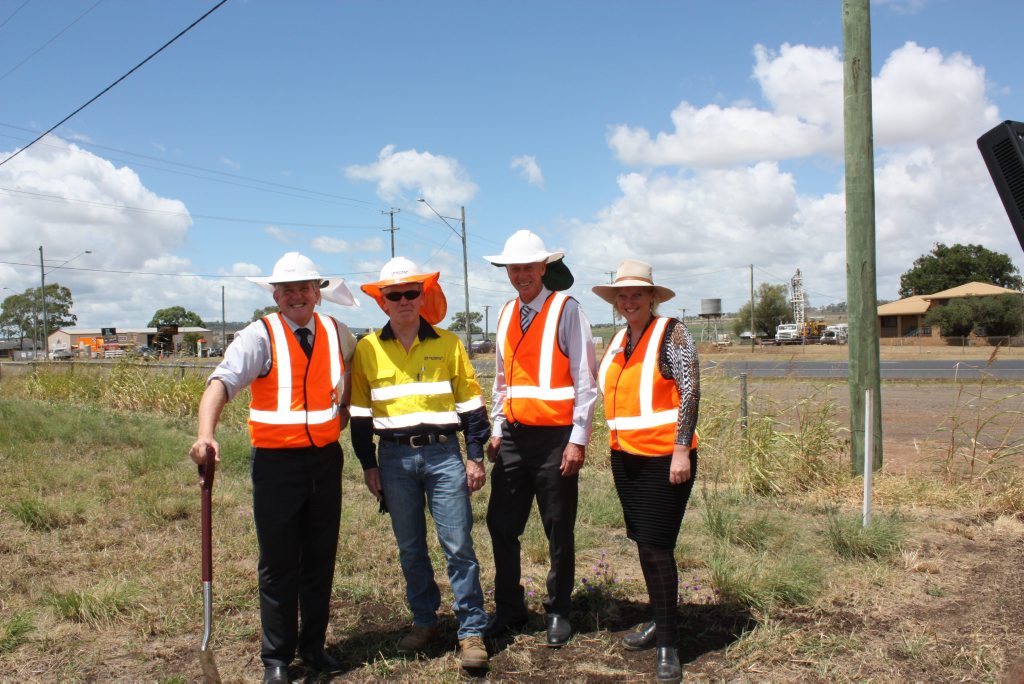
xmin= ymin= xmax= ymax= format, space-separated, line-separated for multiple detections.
xmin=383 ymin=290 xmax=422 ymax=302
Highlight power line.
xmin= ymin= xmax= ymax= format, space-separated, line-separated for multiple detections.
xmin=0 ymin=0 xmax=104 ymax=83
xmin=0 ymin=186 xmax=379 ymax=230
xmin=0 ymin=260 xmax=377 ymax=280
xmin=0 ymin=0 xmax=32 ymax=33
xmin=0 ymin=124 xmax=381 ymax=209
xmin=0 ymin=0 xmax=230 ymax=168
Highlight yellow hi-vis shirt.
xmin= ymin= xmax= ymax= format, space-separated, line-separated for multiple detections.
xmin=350 ymin=321 xmax=485 ymax=435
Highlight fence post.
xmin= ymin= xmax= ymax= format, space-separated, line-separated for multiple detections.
xmin=180 ymin=365 xmax=185 ymax=381
xmin=863 ymin=388 xmax=873 ymax=527
xmin=739 ymin=372 xmax=749 ymax=452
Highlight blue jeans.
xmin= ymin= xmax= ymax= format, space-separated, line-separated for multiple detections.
xmin=377 ymin=439 xmax=487 ymax=639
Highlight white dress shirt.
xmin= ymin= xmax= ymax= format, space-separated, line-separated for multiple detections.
xmin=490 ymin=286 xmax=598 ymax=446
xmin=208 ymin=312 xmax=357 ymax=403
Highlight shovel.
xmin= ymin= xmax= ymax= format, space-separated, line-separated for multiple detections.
xmin=198 ymin=446 xmax=222 ymax=683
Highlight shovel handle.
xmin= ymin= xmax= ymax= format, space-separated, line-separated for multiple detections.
xmin=198 ymin=446 xmax=216 ymax=491
xmin=198 ymin=447 xmax=215 ymax=583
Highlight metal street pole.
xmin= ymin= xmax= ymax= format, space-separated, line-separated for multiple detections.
xmin=417 ymin=198 xmax=473 ymax=357
xmin=460 ymin=205 xmax=472 ymax=355
xmin=40 ymin=246 xmax=47 ymax=358
xmin=750 ymin=264 xmax=755 ymax=351
xmin=221 ymin=286 xmax=227 ymax=348
xmin=39 ymin=246 xmax=92 ymax=360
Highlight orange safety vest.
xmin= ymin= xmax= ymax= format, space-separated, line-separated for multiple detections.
xmin=495 ymin=292 xmax=575 ymax=426
xmin=249 ymin=312 xmax=344 ymax=449
xmin=598 ymin=317 xmax=696 ymax=456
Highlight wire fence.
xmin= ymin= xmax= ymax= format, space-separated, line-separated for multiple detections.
xmin=0 ymin=359 xmax=216 ymax=382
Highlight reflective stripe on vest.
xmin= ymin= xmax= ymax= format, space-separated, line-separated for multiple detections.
xmin=353 ymin=328 xmax=484 ymax=432
xmin=496 ymin=292 xmax=574 ymax=425
xmin=248 ymin=312 xmax=343 ymax=448
xmin=598 ymin=317 xmax=695 ymax=455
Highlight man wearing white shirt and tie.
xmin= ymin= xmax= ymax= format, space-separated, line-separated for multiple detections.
xmin=188 ymin=252 xmax=358 ymax=683
xmin=482 ymin=230 xmax=598 ymax=648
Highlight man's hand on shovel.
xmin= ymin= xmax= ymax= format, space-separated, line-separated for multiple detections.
xmin=189 ymin=438 xmax=220 ymax=466
xmin=196 ymin=446 xmax=222 ymax=683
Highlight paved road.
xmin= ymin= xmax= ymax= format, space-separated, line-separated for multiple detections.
xmin=706 ymin=358 xmax=1024 ymax=380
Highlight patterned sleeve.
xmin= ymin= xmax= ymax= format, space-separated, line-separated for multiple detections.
xmin=658 ymin=318 xmax=700 ymax=447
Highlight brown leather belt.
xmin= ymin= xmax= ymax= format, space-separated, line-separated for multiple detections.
xmin=382 ymin=432 xmax=455 ymax=448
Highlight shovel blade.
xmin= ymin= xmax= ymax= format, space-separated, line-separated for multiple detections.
xmin=198 ymin=647 xmax=222 ymax=683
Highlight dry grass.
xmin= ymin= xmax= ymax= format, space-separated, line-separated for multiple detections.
xmin=0 ymin=362 xmax=1021 ymax=681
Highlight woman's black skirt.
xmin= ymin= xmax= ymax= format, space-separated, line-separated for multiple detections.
xmin=610 ymin=449 xmax=698 ymax=550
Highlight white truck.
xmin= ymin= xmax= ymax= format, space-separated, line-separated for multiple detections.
xmin=819 ymin=324 xmax=848 ymax=345
xmin=775 ymin=323 xmax=800 ymax=343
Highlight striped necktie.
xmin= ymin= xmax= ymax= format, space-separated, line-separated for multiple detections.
xmin=520 ymin=304 xmax=532 ymax=332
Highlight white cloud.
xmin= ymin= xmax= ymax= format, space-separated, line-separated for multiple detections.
xmin=0 ymin=136 xmax=242 ymax=327
xmin=511 ymin=155 xmax=545 ymax=188
xmin=345 ymin=145 xmax=478 ymax=218
xmin=220 ymin=156 xmax=241 ymax=171
xmin=608 ymin=41 xmax=997 ymax=169
xmin=581 ymin=40 xmax=1020 ymax=316
xmin=265 ymin=225 xmax=291 ymax=242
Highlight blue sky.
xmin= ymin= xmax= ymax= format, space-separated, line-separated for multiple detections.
xmin=1 ymin=0 xmax=1022 ymax=332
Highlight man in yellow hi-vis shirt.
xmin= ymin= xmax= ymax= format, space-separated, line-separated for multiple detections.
xmin=349 ymin=257 xmax=490 ymax=671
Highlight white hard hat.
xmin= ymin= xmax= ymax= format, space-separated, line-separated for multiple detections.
xmin=483 ymin=230 xmax=565 ymax=266
xmin=247 ymin=252 xmax=358 ymax=307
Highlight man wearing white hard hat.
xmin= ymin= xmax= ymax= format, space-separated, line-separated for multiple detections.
xmin=188 ymin=252 xmax=358 ymax=682
xmin=482 ymin=230 xmax=598 ymax=648
xmin=349 ymin=257 xmax=491 ymax=670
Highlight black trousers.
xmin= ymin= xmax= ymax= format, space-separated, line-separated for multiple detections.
xmin=486 ymin=423 xmax=577 ymax=616
xmin=251 ymin=442 xmax=342 ymax=667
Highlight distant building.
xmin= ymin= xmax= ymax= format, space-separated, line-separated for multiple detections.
xmin=877 ymin=282 xmax=1022 ymax=342
xmin=47 ymin=327 xmax=210 ymax=356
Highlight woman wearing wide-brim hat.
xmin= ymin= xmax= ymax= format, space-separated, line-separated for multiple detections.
xmin=593 ymin=259 xmax=700 ymax=684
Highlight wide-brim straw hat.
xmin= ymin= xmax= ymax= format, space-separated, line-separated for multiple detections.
xmin=246 ymin=251 xmax=358 ymax=306
xmin=360 ymin=256 xmax=447 ymax=325
xmin=484 ymin=229 xmax=574 ymax=291
xmin=592 ymin=259 xmax=675 ymax=304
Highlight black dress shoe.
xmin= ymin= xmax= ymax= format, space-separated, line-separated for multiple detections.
xmin=622 ymin=621 xmax=657 ymax=650
xmin=484 ymin=611 xmax=529 ymax=638
xmin=545 ymin=614 xmax=571 ymax=647
xmin=655 ymin=646 xmax=682 ymax=683
xmin=263 ymin=665 xmax=289 ymax=684
xmin=300 ymin=648 xmax=342 ymax=674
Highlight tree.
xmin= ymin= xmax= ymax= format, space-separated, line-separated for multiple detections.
xmin=926 ymin=294 xmax=1024 ymax=339
xmin=898 ymin=243 xmax=1023 ymax=298
xmin=448 ymin=311 xmax=483 ymax=334
xmin=252 ymin=305 xmax=279 ymax=322
xmin=924 ymin=300 xmax=975 ymax=338
xmin=973 ymin=294 xmax=1024 ymax=336
xmin=0 ymin=291 xmax=37 ymax=342
xmin=733 ymin=283 xmax=792 ymax=337
xmin=148 ymin=306 xmax=205 ymax=328
xmin=0 ymin=285 xmax=75 ymax=344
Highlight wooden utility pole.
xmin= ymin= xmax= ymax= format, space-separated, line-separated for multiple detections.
xmin=382 ymin=208 xmax=400 ymax=257
xmin=843 ymin=0 xmax=883 ymax=473
xmin=606 ymin=270 xmax=617 ymax=326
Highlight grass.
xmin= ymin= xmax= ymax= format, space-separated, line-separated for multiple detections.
xmin=0 ymin=362 xmax=1020 ymax=680
xmin=0 ymin=613 xmax=33 ymax=654
xmin=44 ymin=583 xmax=141 ymax=626
xmin=823 ymin=508 xmax=904 ymax=560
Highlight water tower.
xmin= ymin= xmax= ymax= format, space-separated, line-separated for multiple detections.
xmin=699 ymin=298 xmax=724 ymax=343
